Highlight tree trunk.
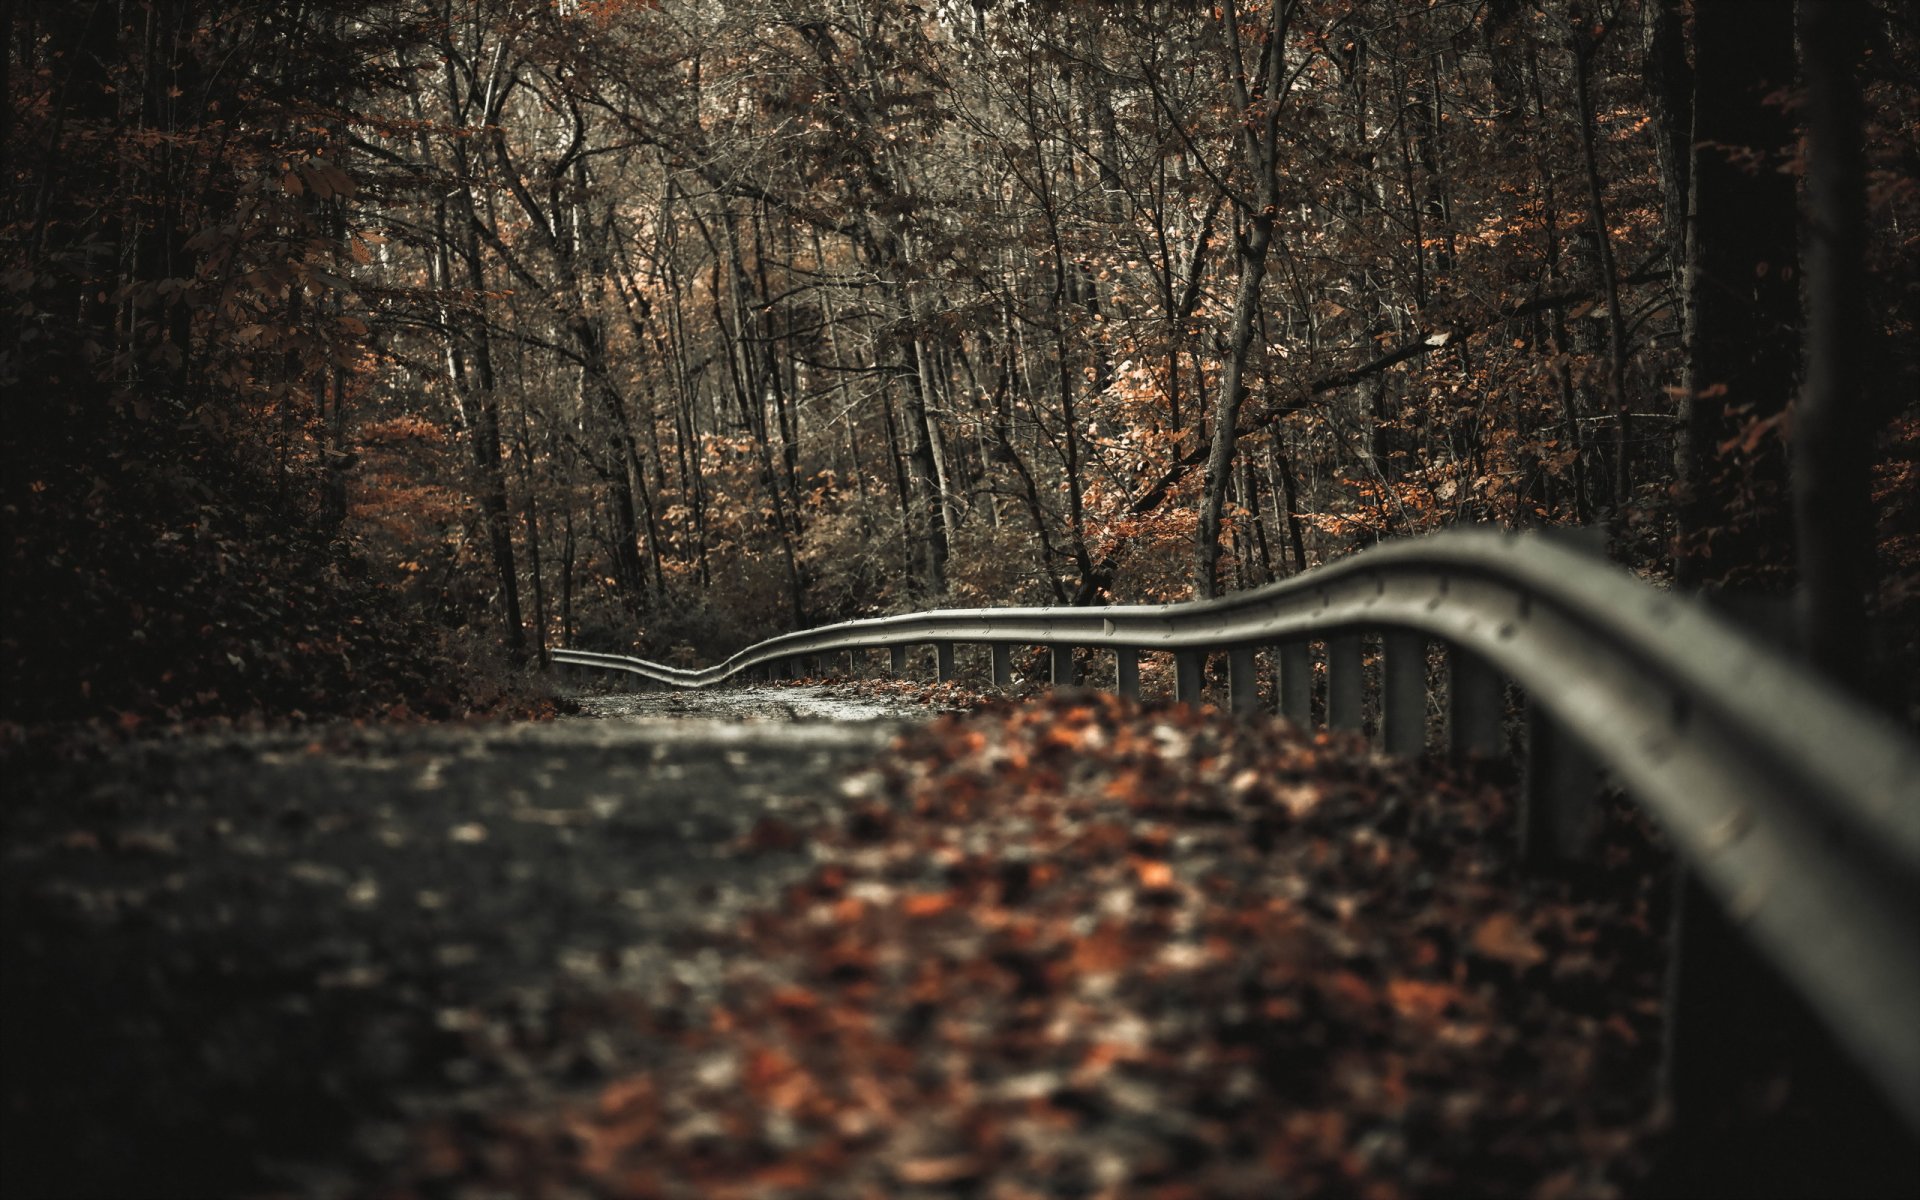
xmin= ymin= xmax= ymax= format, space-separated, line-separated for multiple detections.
xmin=1196 ymin=213 xmax=1275 ymax=597
xmin=1792 ymin=0 xmax=1873 ymax=699
xmin=1570 ymin=27 xmax=1633 ymax=515
xmin=896 ymin=356 xmax=950 ymax=600
xmin=1674 ymin=0 xmax=1799 ymax=590
xmin=1642 ymin=0 xmax=1693 ymax=292
xmin=442 ymin=203 xmax=527 ymax=659
xmin=1195 ymin=0 xmax=1293 ymax=599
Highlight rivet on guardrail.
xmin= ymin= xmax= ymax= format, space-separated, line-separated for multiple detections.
xmin=1700 ymin=805 xmax=1753 ymax=852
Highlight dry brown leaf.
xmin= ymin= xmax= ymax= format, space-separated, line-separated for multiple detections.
xmin=891 ymin=1155 xmax=984 ymax=1185
xmin=1472 ymin=911 xmax=1547 ymax=967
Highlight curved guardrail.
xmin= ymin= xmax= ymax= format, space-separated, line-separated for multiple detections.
xmin=556 ymin=527 xmax=1920 ymax=1133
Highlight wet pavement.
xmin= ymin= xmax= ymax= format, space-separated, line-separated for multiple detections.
xmin=0 ymin=686 xmax=921 ymax=1198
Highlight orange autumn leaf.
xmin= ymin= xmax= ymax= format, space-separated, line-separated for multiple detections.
xmin=1323 ymin=969 xmax=1378 ymax=1011
xmin=1070 ymin=923 xmax=1133 ymax=974
xmin=597 ymin=1075 xmax=656 ymax=1119
xmin=1387 ymin=978 xmax=1460 ymax=1022
xmin=1133 ymin=858 xmax=1176 ymax=889
xmin=893 ymin=1156 xmax=984 ymax=1185
xmin=1076 ymin=1039 xmax=1145 ymax=1081
xmin=901 ymin=890 xmax=958 ymax=918
xmin=769 ymin=985 xmax=821 ymax=1012
xmin=1471 ymin=912 xmax=1547 ymax=967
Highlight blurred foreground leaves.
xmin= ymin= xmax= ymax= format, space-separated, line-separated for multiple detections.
xmin=402 ymin=693 xmax=1669 ymax=1199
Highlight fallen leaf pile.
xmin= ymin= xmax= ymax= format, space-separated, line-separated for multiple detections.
xmin=401 ymin=691 xmax=1671 ymax=1199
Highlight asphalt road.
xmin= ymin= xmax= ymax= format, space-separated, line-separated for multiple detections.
xmin=0 ymin=687 xmax=915 ymax=1199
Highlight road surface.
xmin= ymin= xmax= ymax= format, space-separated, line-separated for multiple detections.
xmin=1 ymin=687 xmax=914 ymax=1199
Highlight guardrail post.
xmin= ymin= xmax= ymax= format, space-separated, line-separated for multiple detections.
xmin=1228 ymin=646 xmax=1259 ymax=713
xmin=1278 ymin=641 xmax=1311 ymax=725
xmin=1382 ymin=631 xmax=1427 ymax=757
xmin=1660 ymin=593 xmax=1826 ymax=1167
xmin=889 ymin=644 xmax=907 ymax=677
xmin=1050 ymin=644 xmax=1080 ymax=687
xmin=1174 ymin=650 xmax=1204 ymax=704
xmin=1665 ymin=873 xmax=1756 ymax=1147
xmin=991 ymin=644 xmax=1013 ymax=687
xmin=1448 ymin=646 xmax=1506 ymax=757
xmin=935 ymin=641 xmax=955 ymax=682
xmin=1327 ymin=634 xmax=1364 ymax=732
xmin=1520 ymin=700 xmax=1597 ymax=864
xmin=1115 ymin=647 xmax=1140 ymax=699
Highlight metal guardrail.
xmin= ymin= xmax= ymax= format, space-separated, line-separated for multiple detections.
xmin=555 ymin=527 xmax=1920 ymax=1133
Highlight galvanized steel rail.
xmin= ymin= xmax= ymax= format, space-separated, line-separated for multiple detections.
xmin=555 ymin=527 xmax=1920 ymax=1131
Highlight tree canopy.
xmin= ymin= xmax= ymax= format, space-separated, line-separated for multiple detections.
xmin=5 ymin=0 xmax=1917 ymax=724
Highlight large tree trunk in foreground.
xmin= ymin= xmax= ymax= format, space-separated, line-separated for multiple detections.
xmin=1792 ymin=0 xmax=1874 ymax=699
xmin=1674 ymin=0 xmax=1799 ymax=591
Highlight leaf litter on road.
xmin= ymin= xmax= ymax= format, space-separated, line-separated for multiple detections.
xmin=401 ymin=691 xmax=1671 ymax=1199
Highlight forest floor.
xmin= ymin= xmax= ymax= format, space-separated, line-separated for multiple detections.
xmin=1 ymin=682 xmax=1702 ymax=1199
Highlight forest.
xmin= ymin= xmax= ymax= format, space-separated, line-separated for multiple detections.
xmin=4 ymin=0 xmax=1918 ymax=725
xmin=8 ymin=5 xmax=1920 ymax=1197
